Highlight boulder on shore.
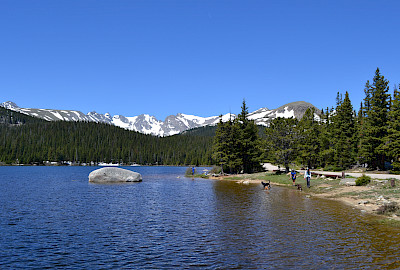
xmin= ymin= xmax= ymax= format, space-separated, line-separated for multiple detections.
xmin=89 ymin=167 xmax=142 ymax=183
xmin=339 ymin=178 xmax=356 ymax=186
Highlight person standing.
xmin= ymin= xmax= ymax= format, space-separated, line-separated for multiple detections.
xmin=290 ymin=169 xmax=297 ymax=185
xmin=304 ymin=168 xmax=311 ymax=188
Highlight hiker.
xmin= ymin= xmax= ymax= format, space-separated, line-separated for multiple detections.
xmin=290 ymin=169 xmax=297 ymax=185
xmin=192 ymin=167 xmax=195 ymax=175
xmin=304 ymin=168 xmax=311 ymax=188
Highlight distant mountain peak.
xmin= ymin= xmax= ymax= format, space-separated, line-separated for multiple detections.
xmin=1 ymin=101 xmax=320 ymax=136
xmin=1 ymin=101 xmax=20 ymax=110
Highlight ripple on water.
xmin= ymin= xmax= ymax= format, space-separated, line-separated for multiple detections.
xmin=1 ymin=166 xmax=400 ymax=269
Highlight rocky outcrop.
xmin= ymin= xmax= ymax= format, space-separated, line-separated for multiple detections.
xmin=89 ymin=167 xmax=142 ymax=183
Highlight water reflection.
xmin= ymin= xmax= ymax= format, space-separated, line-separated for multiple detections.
xmin=212 ymin=180 xmax=400 ymax=269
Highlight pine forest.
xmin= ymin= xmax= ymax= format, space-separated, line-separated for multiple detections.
xmin=1 ymin=68 xmax=399 ymax=173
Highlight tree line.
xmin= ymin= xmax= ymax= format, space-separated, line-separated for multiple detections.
xmin=213 ymin=68 xmax=400 ymax=173
xmin=0 ymin=109 xmax=214 ymax=165
xmin=1 ymin=68 xmax=399 ymax=172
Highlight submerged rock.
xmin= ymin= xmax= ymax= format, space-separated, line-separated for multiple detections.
xmin=89 ymin=167 xmax=142 ymax=183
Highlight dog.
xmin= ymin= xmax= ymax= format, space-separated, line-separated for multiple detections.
xmin=295 ymin=184 xmax=302 ymax=191
xmin=261 ymin=180 xmax=271 ymax=190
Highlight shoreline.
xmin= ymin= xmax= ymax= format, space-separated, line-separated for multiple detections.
xmin=209 ymin=173 xmax=400 ymax=224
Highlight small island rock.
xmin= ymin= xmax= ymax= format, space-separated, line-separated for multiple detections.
xmin=89 ymin=167 xmax=142 ymax=183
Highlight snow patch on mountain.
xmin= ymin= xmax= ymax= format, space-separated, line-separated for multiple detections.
xmin=1 ymin=101 xmax=320 ymax=137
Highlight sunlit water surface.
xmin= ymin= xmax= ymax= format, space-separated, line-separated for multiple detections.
xmin=1 ymin=166 xmax=400 ymax=269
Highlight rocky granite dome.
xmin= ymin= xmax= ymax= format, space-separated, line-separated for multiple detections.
xmin=89 ymin=167 xmax=142 ymax=183
xmin=1 ymin=101 xmax=320 ymax=137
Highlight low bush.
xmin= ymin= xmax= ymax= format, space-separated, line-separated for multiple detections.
xmin=376 ymin=202 xmax=399 ymax=215
xmin=356 ymin=174 xmax=371 ymax=186
xmin=210 ymin=166 xmax=222 ymax=175
xmin=185 ymin=167 xmax=196 ymax=176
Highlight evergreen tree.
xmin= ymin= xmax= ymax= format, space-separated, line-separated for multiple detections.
xmin=296 ymin=108 xmax=320 ymax=168
xmin=264 ymin=117 xmax=299 ymax=172
xmin=319 ymin=107 xmax=335 ymax=168
xmin=0 ymin=107 xmax=215 ymax=166
xmin=212 ymin=101 xmax=262 ymax=174
xmin=386 ymin=85 xmax=400 ymax=171
xmin=359 ymin=68 xmax=390 ymax=170
xmin=212 ymin=115 xmax=242 ymax=173
xmin=237 ymin=99 xmax=262 ymax=173
xmin=212 ymin=116 xmax=228 ymax=172
xmin=332 ymin=91 xmax=356 ymax=169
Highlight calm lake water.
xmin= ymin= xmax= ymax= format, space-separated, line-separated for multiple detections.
xmin=1 ymin=166 xmax=400 ymax=269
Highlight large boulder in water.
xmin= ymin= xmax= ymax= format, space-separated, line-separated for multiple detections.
xmin=89 ymin=167 xmax=142 ymax=183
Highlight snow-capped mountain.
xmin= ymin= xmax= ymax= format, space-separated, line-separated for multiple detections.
xmin=1 ymin=101 xmax=320 ymax=136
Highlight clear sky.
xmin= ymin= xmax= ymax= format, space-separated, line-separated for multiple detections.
xmin=1 ymin=0 xmax=399 ymax=120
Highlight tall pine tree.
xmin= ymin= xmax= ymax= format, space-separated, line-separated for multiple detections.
xmin=386 ymin=85 xmax=400 ymax=171
xmin=296 ymin=108 xmax=320 ymax=168
xmin=238 ymin=99 xmax=262 ymax=173
xmin=332 ymin=91 xmax=356 ymax=169
xmin=319 ymin=107 xmax=335 ymax=168
xmin=359 ymin=68 xmax=390 ymax=170
xmin=265 ymin=117 xmax=299 ymax=173
xmin=212 ymin=100 xmax=263 ymax=174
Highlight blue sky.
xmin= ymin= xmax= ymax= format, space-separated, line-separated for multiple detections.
xmin=1 ymin=0 xmax=399 ymax=119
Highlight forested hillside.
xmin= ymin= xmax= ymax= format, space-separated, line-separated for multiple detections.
xmin=0 ymin=106 xmax=45 ymax=125
xmin=0 ymin=108 xmax=213 ymax=165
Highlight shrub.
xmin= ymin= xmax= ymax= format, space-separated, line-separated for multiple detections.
xmin=376 ymin=202 xmax=399 ymax=215
xmin=210 ymin=166 xmax=222 ymax=175
xmin=356 ymin=174 xmax=371 ymax=186
xmin=185 ymin=167 xmax=196 ymax=176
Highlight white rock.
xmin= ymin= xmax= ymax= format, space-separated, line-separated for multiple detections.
xmin=89 ymin=167 xmax=142 ymax=183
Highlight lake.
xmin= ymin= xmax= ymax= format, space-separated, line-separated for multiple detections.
xmin=1 ymin=166 xmax=400 ymax=269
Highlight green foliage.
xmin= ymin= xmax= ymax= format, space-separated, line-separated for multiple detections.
xmin=2 ymin=68 xmax=400 ymax=172
xmin=212 ymin=116 xmax=242 ymax=173
xmin=355 ymin=174 xmax=371 ymax=186
xmin=212 ymin=100 xmax=263 ymax=174
xmin=323 ymin=165 xmax=343 ymax=172
xmin=238 ymin=100 xmax=263 ymax=173
xmin=264 ymin=117 xmax=299 ymax=172
xmin=0 ymin=107 xmax=213 ymax=165
xmin=332 ymin=92 xmax=356 ymax=169
xmin=210 ymin=165 xmax=222 ymax=175
xmin=319 ymin=107 xmax=335 ymax=167
xmin=0 ymin=106 xmax=45 ymax=125
xmin=386 ymin=85 xmax=400 ymax=172
xmin=185 ymin=167 xmax=196 ymax=176
xmin=296 ymin=108 xmax=320 ymax=168
xmin=358 ymin=68 xmax=390 ymax=170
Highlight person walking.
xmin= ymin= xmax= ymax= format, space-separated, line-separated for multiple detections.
xmin=290 ymin=169 xmax=297 ymax=186
xmin=304 ymin=168 xmax=311 ymax=188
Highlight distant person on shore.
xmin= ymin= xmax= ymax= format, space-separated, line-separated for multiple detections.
xmin=192 ymin=167 xmax=195 ymax=176
xmin=304 ymin=168 xmax=311 ymax=188
xmin=290 ymin=169 xmax=297 ymax=185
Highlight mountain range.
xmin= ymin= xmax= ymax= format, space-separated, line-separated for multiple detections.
xmin=0 ymin=101 xmax=320 ymax=136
